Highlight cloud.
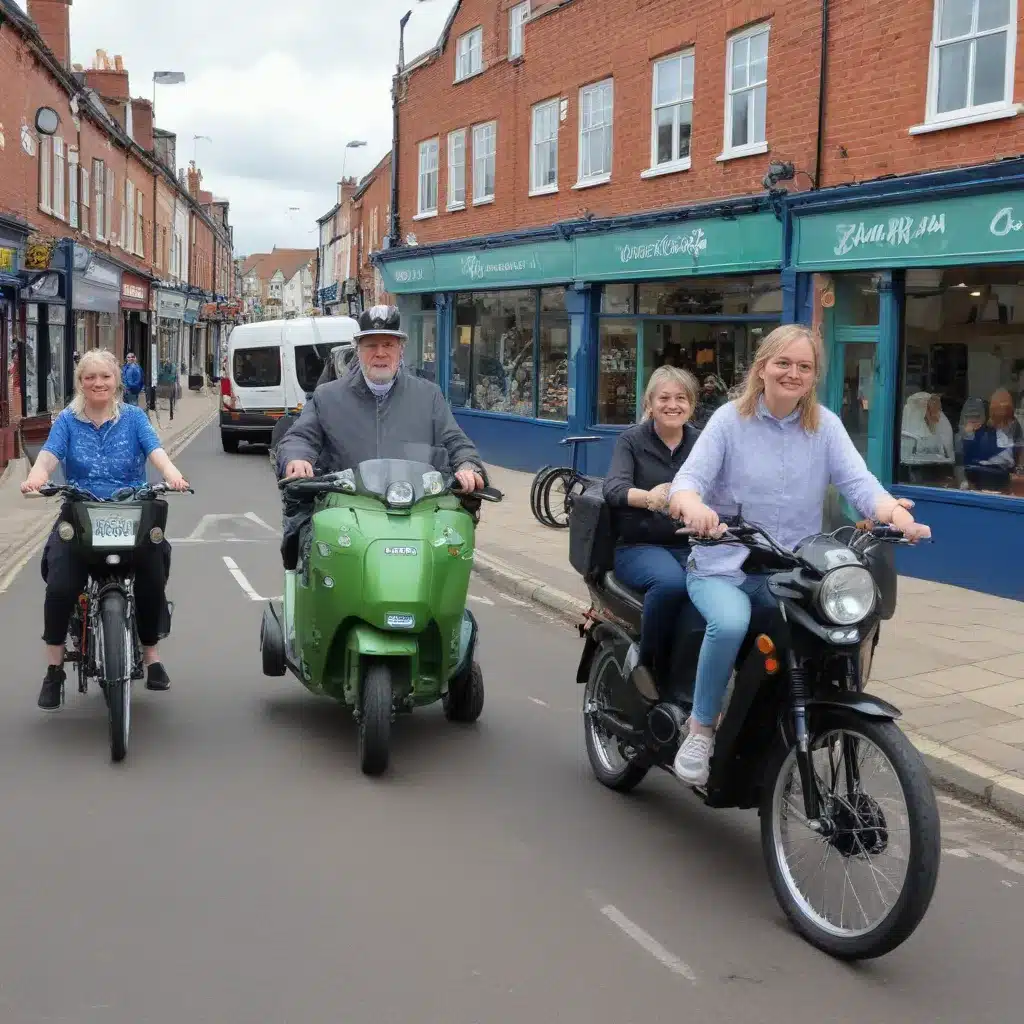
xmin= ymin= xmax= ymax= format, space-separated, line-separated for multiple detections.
xmin=12 ymin=0 xmax=454 ymax=253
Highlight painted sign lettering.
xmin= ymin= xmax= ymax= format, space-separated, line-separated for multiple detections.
xmin=460 ymin=253 xmax=538 ymax=281
xmin=833 ymin=214 xmax=946 ymax=256
xmin=989 ymin=207 xmax=1023 ymax=238
xmin=617 ymin=228 xmax=708 ymax=265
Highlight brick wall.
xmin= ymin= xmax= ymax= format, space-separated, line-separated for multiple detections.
xmin=358 ymin=153 xmax=393 ymax=305
xmin=820 ymin=1 xmax=1024 ymax=186
xmin=397 ymin=0 xmax=822 ymax=246
xmin=190 ymin=213 xmax=214 ymax=293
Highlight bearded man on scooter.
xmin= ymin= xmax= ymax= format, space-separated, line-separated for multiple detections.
xmin=276 ymin=305 xmax=487 ymax=569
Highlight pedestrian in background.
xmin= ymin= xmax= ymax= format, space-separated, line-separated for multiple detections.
xmin=121 ymin=352 xmax=144 ymax=406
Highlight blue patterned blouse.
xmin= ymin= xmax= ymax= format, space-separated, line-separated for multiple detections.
xmin=42 ymin=405 xmax=162 ymax=500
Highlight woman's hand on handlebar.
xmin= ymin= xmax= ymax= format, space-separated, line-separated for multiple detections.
xmin=21 ymin=468 xmax=49 ymax=494
xmin=668 ymin=491 xmax=727 ymax=538
xmin=890 ymin=501 xmax=931 ymax=543
xmin=284 ymin=460 xmax=315 ymax=480
xmin=163 ymin=469 xmax=191 ymax=492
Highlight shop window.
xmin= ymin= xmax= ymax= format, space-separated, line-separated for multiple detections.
xmin=723 ymin=23 xmax=770 ymax=159
xmin=926 ymin=0 xmax=1016 ymax=125
xmin=539 ymin=288 xmax=569 ymax=420
xmin=899 ymin=266 xmax=1024 ymax=498
xmin=453 ymin=290 xmax=537 ymax=415
xmin=835 ymin=273 xmax=881 ymax=326
xmin=397 ymin=294 xmax=437 ymax=382
xmin=636 ymin=274 xmax=782 ymax=316
xmin=649 ymin=51 xmax=694 ymax=173
xmin=98 ymin=313 xmax=116 ymax=353
xmin=601 ymin=283 xmax=634 ymax=314
xmin=597 ymin=320 xmax=638 ymax=424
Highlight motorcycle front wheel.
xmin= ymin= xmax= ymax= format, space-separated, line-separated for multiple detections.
xmin=760 ymin=709 xmax=940 ymax=960
xmin=359 ymin=663 xmax=392 ymax=777
xmin=99 ymin=591 xmax=132 ymax=764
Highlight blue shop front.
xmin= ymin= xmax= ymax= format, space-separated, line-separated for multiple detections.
xmin=787 ymin=158 xmax=1024 ymax=600
xmin=376 ymin=197 xmax=784 ymax=475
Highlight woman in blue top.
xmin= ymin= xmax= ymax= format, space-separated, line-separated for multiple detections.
xmin=667 ymin=325 xmax=931 ymax=786
xmin=21 ymin=349 xmax=190 ymax=711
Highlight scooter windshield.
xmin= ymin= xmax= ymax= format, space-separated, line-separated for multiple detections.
xmin=354 ymin=456 xmax=446 ymax=505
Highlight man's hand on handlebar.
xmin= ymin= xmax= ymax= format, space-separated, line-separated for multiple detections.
xmin=284 ymin=460 xmax=315 ymax=480
xmin=454 ymin=465 xmax=485 ymax=493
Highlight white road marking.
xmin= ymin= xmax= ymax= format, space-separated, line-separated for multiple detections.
xmin=963 ymin=843 xmax=1024 ymax=877
xmin=0 ymin=529 xmax=50 ymax=594
xmin=222 ymin=556 xmax=265 ymax=602
xmin=945 ymin=848 xmax=971 ymax=858
xmin=467 ymin=594 xmax=495 ymax=606
xmin=244 ymin=511 xmax=279 ymax=533
xmin=528 ymin=696 xmax=550 ymax=708
xmin=498 ymin=593 xmax=530 ymax=607
xmin=599 ymin=904 xmax=697 ymax=984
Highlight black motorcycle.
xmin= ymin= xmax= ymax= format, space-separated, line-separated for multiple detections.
xmin=569 ymin=487 xmax=940 ymax=960
xmin=40 ymin=482 xmax=192 ymax=763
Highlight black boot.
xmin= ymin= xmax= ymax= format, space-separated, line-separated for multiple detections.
xmin=146 ymin=663 xmax=171 ymax=691
xmin=38 ymin=666 xmax=65 ymax=712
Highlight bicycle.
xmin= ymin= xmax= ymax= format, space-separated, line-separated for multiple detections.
xmin=530 ymin=435 xmax=602 ymax=529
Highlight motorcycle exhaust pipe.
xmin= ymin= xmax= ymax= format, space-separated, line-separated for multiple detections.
xmin=592 ymin=708 xmax=644 ymax=744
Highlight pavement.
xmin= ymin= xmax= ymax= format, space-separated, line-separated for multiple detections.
xmin=0 ymin=390 xmax=218 ymax=591
xmin=1 ymin=420 xmax=1024 ymax=1022
xmin=475 ymin=465 xmax=1024 ymax=825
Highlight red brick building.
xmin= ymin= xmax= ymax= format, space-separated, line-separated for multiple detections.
xmin=0 ymin=0 xmax=239 ymax=464
xmin=375 ymin=0 xmax=1024 ymax=599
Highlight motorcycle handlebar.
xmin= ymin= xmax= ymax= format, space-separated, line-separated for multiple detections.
xmin=280 ymin=473 xmax=504 ymax=503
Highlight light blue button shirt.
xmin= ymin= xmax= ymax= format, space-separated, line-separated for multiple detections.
xmin=668 ymin=399 xmax=890 ymax=583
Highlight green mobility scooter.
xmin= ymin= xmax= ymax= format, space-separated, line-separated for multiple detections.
xmin=260 ymin=448 xmax=503 ymax=775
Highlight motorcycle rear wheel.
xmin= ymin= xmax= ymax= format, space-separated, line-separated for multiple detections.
xmin=359 ymin=663 xmax=392 ymax=777
xmin=760 ymin=709 xmax=940 ymax=960
xmin=583 ymin=643 xmax=650 ymax=793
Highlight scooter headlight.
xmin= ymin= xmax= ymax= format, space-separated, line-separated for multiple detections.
xmin=385 ymin=481 xmax=415 ymax=507
xmin=818 ymin=566 xmax=876 ymax=626
xmin=422 ymin=471 xmax=444 ymax=496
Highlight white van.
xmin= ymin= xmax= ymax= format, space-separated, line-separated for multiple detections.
xmin=220 ymin=315 xmax=358 ymax=453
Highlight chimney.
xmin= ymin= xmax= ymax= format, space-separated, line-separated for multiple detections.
xmin=83 ymin=52 xmax=130 ymax=129
xmin=130 ymin=98 xmax=154 ymax=151
xmin=27 ymin=0 xmax=72 ymax=69
xmin=187 ymin=161 xmax=202 ymax=200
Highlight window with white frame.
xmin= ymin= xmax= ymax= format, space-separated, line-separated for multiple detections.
xmin=92 ymin=159 xmax=105 ymax=239
xmin=926 ymin=0 xmax=1017 ymax=123
xmin=38 ymin=138 xmax=52 ymax=213
xmin=80 ymin=165 xmax=90 ymax=236
xmin=448 ymin=129 xmax=467 ymax=208
xmin=724 ymin=23 xmax=769 ymax=157
xmin=124 ymin=180 xmax=134 ymax=251
xmin=68 ymin=149 xmax=80 ymax=228
xmin=531 ymin=99 xmax=559 ymax=194
xmin=417 ymin=138 xmax=439 ymax=216
xmin=650 ymin=51 xmax=694 ymax=171
xmin=578 ymin=79 xmax=613 ymax=184
xmin=52 ymin=137 xmax=65 ymax=219
xmin=456 ymin=26 xmax=483 ymax=81
xmin=509 ymin=2 xmax=529 ymax=59
xmin=136 ymin=191 xmax=145 ymax=257
xmin=472 ymin=121 xmax=496 ymax=203
xmin=105 ymin=168 xmax=114 ymax=242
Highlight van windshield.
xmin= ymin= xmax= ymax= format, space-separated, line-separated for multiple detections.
xmin=233 ymin=348 xmax=281 ymax=388
xmin=294 ymin=345 xmax=330 ymax=393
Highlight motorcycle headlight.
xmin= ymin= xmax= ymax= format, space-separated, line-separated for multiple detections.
xmin=57 ymin=521 xmax=75 ymax=542
xmin=385 ymin=481 xmax=415 ymax=507
xmin=422 ymin=471 xmax=444 ymax=496
xmin=819 ymin=566 xmax=876 ymax=626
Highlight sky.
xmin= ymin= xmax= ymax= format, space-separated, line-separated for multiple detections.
xmin=13 ymin=0 xmax=454 ymax=255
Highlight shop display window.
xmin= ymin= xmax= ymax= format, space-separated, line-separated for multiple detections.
xmin=899 ymin=266 xmax=1024 ymax=498
xmin=397 ymin=294 xmax=438 ymax=382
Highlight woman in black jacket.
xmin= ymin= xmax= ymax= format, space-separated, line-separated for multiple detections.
xmin=603 ymin=366 xmax=699 ymax=691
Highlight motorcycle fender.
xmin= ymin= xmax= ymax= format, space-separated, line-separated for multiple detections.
xmin=576 ymin=629 xmax=599 ymax=685
xmin=452 ymin=608 xmax=478 ymax=680
xmin=806 ymin=690 xmax=902 ymax=721
xmin=344 ymin=624 xmax=418 ymax=659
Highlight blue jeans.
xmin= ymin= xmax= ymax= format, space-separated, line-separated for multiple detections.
xmin=686 ymin=574 xmax=777 ymax=727
xmin=613 ymin=544 xmax=689 ymax=675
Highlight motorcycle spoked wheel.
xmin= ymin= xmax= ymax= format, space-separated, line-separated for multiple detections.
xmin=760 ymin=708 xmax=940 ymax=960
xmin=359 ymin=663 xmax=393 ymax=777
xmin=99 ymin=592 xmax=132 ymax=764
xmin=583 ymin=643 xmax=650 ymax=793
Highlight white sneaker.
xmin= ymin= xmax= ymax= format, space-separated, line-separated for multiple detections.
xmin=674 ymin=731 xmax=714 ymax=786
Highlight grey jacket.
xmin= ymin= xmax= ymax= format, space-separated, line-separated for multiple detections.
xmin=276 ymin=365 xmax=486 ymax=481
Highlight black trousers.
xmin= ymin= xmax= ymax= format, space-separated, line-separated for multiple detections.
xmin=40 ymin=529 xmax=172 ymax=647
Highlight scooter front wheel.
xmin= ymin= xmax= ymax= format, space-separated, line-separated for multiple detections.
xmin=359 ymin=663 xmax=392 ymax=776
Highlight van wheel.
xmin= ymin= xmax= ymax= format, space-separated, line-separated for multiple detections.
xmin=221 ymin=433 xmax=239 ymax=454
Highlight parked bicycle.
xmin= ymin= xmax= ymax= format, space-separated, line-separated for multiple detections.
xmin=530 ymin=435 xmax=602 ymax=528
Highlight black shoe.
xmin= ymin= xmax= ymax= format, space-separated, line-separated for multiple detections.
xmin=38 ymin=666 xmax=65 ymax=712
xmin=146 ymin=663 xmax=171 ymax=691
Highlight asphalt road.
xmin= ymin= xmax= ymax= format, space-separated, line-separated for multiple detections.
xmin=1 ymin=421 xmax=1023 ymax=1024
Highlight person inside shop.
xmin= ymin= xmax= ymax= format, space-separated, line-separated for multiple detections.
xmin=692 ymin=373 xmax=728 ymax=429
xmin=603 ymin=366 xmax=700 ymax=696
xmin=121 ymin=351 xmax=145 ymax=406
xmin=277 ymin=305 xmax=486 ymax=569
xmin=959 ymin=388 xmax=1023 ymax=493
xmin=20 ymin=349 xmax=191 ymax=711
xmin=899 ymin=391 xmax=954 ymax=486
xmin=667 ymin=324 xmax=931 ymax=787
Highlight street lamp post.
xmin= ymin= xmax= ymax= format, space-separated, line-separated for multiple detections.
xmin=152 ymin=71 xmax=186 ymax=122
xmin=341 ymin=139 xmax=367 ymax=184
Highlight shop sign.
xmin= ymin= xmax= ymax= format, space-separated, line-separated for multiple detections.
xmin=575 ymin=210 xmax=782 ymax=281
xmin=122 ymin=282 xmax=147 ymax=303
xmin=156 ymin=289 xmax=186 ymax=320
xmin=793 ymin=191 xmax=1024 ymax=270
xmin=0 ymin=246 xmax=19 ymax=273
xmin=82 ymin=259 xmax=120 ymax=290
xmin=25 ymin=235 xmax=57 ymax=271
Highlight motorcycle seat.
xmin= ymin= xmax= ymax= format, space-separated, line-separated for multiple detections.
xmin=602 ymin=572 xmax=645 ymax=615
